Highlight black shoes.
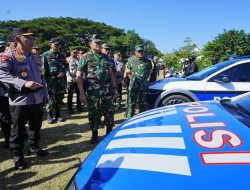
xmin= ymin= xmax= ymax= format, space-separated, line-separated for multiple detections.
xmin=47 ymin=112 xmax=56 ymax=124
xmin=90 ymin=130 xmax=98 ymax=144
xmin=68 ymin=108 xmax=74 ymax=114
xmin=55 ymin=116 xmax=66 ymax=122
xmin=13 ymin=147 xmax=48 ymax=170
xmin=14 ymin=156 xmax=26 ymax=170
xmin=106 ymin=126 xmax=113 ymax=136
xmin=4 ymin=140 xmax=9 ymax=149
xmin=77 ymin=107 xmax=84 ymax=112
xmin=3 ymin=137 xmax=10 ymax=149
xmin=29 ymin=147 xmax=49 ymax=157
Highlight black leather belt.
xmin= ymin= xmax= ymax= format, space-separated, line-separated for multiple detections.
xmin=13 ymin=87 xmax=42 ymax=94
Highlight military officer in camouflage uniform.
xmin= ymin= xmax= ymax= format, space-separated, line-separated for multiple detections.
xmin=0 ymin=28 xmax=49 ymax=170
xmin=76 ymin=34 xmax=117 ymax=144
xmin=124 ymin=45 xmax=152 ymax=118
xmin=42 ymin=38 xmax=67 ymax=124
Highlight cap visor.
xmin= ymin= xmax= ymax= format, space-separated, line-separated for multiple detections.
xmin=136 ymin=48 xmax=144 ymax=51
xmin=92 ymin=39 xmax=102 ymax=43
xmin=22 ymin=32 xmax=34 ymax=36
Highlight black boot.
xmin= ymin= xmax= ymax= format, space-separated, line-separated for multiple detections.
xmin=90 ymin=130 xmax=98 ymax=144
xmin=29 ymin=146 xmax=49 ymax=157
xmin=77 ymin=106 xmax=84 ymax=112
xmin=68 ymin=107 xmax=73 ymax=114
xmin=106 ymin=126 xmax=113 ymax=136
xmin=47 ymin=111 xmax=56 ymax=124
xmin=4 ymin=135 xmax=10 ymax=149
xmin=55 ymin=109 xmax=66 ymax=122
xmin=13 ymin=154 xmax=26 ymax=170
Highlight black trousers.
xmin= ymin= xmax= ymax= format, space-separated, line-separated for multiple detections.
xmin=117 ymin=83 xmax=122 ymax=101
xmin=67 ymin=82 xmax=81 ymax=110
xmin=9 ymin=103 xmax=43 ymax=156
xmin=0 ymin=96 xmax=11 ymax=140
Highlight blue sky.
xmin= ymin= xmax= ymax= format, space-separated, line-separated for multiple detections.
xmin=1 ymin=0 xmax=250 ymax=53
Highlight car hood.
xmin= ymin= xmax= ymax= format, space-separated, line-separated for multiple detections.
xmin=149 ymin=77 xmax=199 ymax=90
xmin=74 ymin=101 xmax=250 ymax=190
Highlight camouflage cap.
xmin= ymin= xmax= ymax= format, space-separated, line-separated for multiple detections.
xmin=102 ymin=43 xmax=111 ymax=49
xmin=69 ymin=47 xmax=78 ymax=53
xmin=135 ymin=44 xmax=144 ymax=52
xmin=90 ymin=34 xmax=102 ymax=42
xmin=13 ymin=28 xmax=33 ymax=37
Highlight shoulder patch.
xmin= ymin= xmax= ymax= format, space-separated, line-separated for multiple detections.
xmin=1 ymin=54 xmax=10 ymax=62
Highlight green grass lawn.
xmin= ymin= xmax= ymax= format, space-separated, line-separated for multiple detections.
xmin=0 ymin=99 xmax=127 ymax=190
xmin=0 ymin=71 xmax=164 ymax=190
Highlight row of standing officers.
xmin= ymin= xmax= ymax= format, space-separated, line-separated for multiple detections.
xmin=0 ymin=28 xmax=152 ymax=170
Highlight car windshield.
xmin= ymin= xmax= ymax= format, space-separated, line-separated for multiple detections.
xmin=220 ymin=92 xmax=250 ymax=128
xmin=186 ymin=60 xmax=238 ymax=80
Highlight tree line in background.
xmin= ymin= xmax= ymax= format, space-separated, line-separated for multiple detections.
xmin=0 ymin=17 xmax=161 ymax=58
xmin=164 ymin=29 xmax=250 ymax=70
xmin=1 ymin=17 xmax=250 ymax=71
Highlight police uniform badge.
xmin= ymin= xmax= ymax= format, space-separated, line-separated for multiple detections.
xmin=19 ymin=66 xmax=29 ymax=79
xmin=21 ymin=71 xmax=28 ymax=78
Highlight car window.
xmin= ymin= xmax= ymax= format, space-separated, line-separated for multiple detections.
xmin=231 ymin=93 xmax=250 ymax=111
xmin=221 ymin=92 xmax=250 ymax=128
xmin=209 ymin=62 xmax=250 ymax=82
xmin=187 ymin=60 xmax=238 ymax=80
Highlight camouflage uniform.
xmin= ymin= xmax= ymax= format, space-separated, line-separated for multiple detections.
xmin=77 ymin=51 xmax=114 ymax=131
xmin=126 ymin=55 xmax=152 ymax=118
xmin=42 ymin=50 xmax=66 ymax=120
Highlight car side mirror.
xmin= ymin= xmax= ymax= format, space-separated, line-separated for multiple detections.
xmin=213 ymin=76 xmax=231 ymax=83
xmin=221 ymin=76 xmax=231 ymax=83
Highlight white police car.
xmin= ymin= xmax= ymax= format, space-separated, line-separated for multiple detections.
xmin=66 ymin=92 xmax=250 ymax=190
xmin=148 ymin=58 xmax=250 ymax=108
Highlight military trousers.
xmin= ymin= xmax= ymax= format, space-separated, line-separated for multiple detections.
xmin=0 ymin=96 xmax=11 ymax=140
xmin=46 ymin=79 xmax=63 ymax=115
xmin=127 ymin=83 xmax=148 ymax=118
xmin=9 ymin=103 xmax=43 ymax=156
xmin=86 ymin=92 xmax=114 ymax=131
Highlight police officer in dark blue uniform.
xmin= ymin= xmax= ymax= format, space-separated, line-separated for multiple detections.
xmin=0 ymin=28 xmax=49 ymax=170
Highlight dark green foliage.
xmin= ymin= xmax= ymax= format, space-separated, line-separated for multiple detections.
xmin=0 ymin=17 xmax=160 ymax=58
xmin=203 ymin=29 xmax=250 ymax=61
xmin=163 ymin=30 xmax=250 ymax=72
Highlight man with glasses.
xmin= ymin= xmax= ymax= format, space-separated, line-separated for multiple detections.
xmin=124 ymin=45 xmax=152 ymax=118
xmin=76 ymin=34 xmax=117 ymax=144
xmin=42 ymin=38 xmax=67 ymax=124
xmin=0 ymin=28 xmax=49 ymax=170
